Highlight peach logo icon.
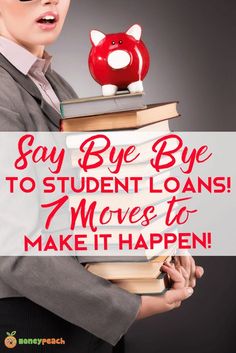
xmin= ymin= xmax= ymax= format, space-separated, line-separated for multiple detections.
xmin=4 ymin=331 xmax=17 ymax=349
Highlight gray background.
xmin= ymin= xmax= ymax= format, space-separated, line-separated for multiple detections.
xmin=49 ymin=1 xmax=236 ymax=352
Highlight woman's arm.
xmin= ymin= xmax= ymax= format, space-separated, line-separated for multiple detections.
xmin=0 ymin=91 xmax=141 ymax=346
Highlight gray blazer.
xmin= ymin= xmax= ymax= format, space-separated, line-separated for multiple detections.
xmin=0 ymin=54 xmax=141 ymax=345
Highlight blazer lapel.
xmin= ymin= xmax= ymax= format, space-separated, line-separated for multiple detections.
xmin=40 ymin=99 xmax=61 ymax=130
xmin=0 ymin=53 xmax=61 ymax=129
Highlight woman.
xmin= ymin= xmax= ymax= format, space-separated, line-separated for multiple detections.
xmin=0 ymin=1 xmax=203 ymax=352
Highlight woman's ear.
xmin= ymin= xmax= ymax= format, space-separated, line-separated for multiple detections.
xmin=90 ymin=30 xmax=106 ymax=46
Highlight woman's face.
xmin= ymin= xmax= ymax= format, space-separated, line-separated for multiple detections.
xmin=0 ymin=0 xmax=71 ymax=55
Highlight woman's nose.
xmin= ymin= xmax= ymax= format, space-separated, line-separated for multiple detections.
xmin=41 ymin=0 xmax=59 ymax=5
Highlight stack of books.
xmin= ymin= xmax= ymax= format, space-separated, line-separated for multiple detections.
xmin=61 ymin=92 xmax=179 ymax=132
xmin=85 ymin=252 xmax=174 ymax=295
xmin=60 ymin=92 xmax=180 ymax=295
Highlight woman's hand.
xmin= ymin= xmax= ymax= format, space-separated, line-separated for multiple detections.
xmin=174 ymin=255 xmax=204 ymax=287
xmin=136 ymin=262 xmax=193 ymax=320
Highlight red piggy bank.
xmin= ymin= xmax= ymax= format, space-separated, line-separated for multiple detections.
xmin=88 ymin=24 xmax=150 ymax=96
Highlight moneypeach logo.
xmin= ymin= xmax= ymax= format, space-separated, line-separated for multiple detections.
xmin=4 ymin=331 xmax=65 ymax=348
xmin=4 ymin=331 xmax=17 ymax=349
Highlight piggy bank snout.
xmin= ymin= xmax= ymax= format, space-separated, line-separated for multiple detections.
xmin=107 ymin=50 xmax=131 ymax=69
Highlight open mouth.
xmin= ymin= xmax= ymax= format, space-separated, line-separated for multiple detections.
xmin=36 ymin=13 xmax=59 ymax=26
xmin=37 ymin=16 xmax=56 ymax=24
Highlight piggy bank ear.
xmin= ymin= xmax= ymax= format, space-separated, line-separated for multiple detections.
xmin=90 ymin=30 xmax=106 ymax=46
xmin=126 ymin=24 xmax=142 ymax=41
